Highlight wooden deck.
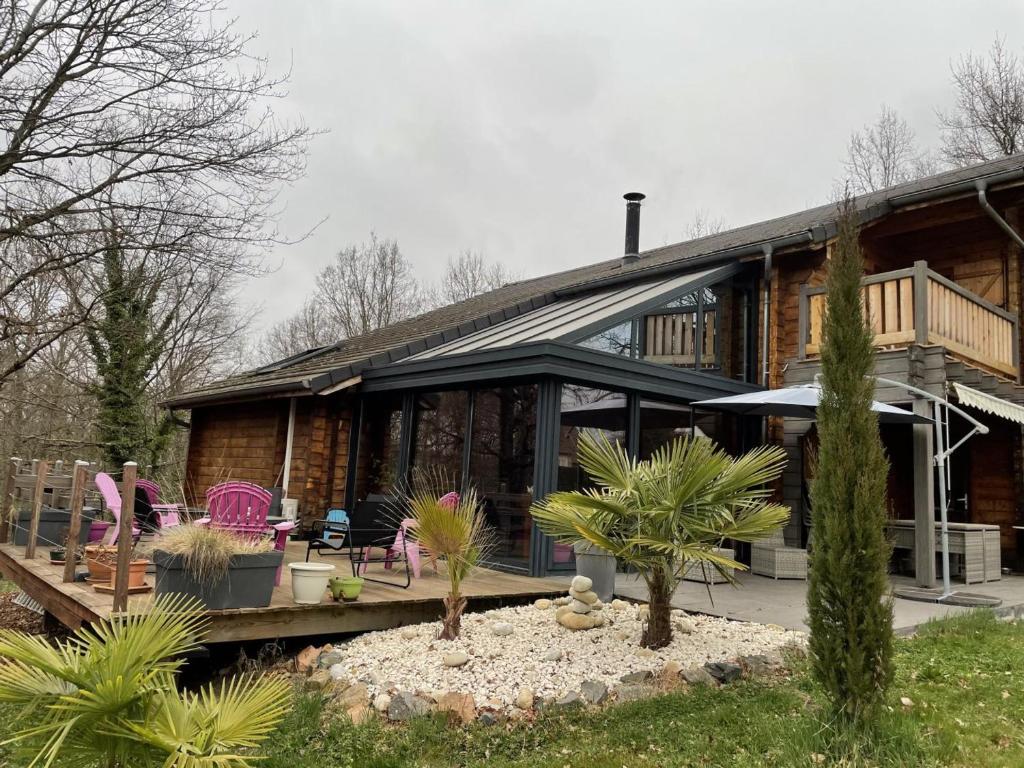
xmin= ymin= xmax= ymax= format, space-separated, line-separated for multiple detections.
xmin=0 ymin=540 xmax=563 ymax=643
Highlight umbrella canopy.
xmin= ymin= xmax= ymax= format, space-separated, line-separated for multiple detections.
xmin=692 ymin=384 xmax=931 ymax=425
xmin=561 ymin=394 xmax=693 ymax=430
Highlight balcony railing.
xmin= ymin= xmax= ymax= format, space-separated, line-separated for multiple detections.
xmin=798 ymin=260 xmax=1019 ymax=378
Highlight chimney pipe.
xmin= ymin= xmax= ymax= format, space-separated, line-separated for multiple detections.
xmin=622 ymin=192 xmax=645 ymax=264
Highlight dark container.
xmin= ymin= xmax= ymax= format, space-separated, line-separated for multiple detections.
xmin=153 ymin=549 xmax=283 ymax=610
xmin=14 ymin=506 xmax=97 ymax=548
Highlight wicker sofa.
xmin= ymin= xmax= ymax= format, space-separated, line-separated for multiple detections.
xmin=751 ymin=530 xmax=808 ymax=580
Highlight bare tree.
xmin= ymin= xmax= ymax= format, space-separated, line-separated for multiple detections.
xmin=433 ymin=250 xmax=520 ymax=305
xmin=686 ymin=210 xmax=727 ymax=240
xmin=261 ymin=233 xmax=423 ymax=361
xmin=939 ymin=37 xmax=1024 ymax=166
xmin=844 ymin=105 xmax=936 ymax=193
xmin=0 ymin=0 xmax=311 ymax=383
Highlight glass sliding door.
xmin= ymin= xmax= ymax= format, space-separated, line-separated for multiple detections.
xmin=353 ymin=393 xmax=404 ymax=501
xmin=467 ymin=385 xmax=538 ymax=570
xmin=409 ymin=390 xmax=469 ymax=487
xmin=552 ymin=384 xmax=628 ymax=570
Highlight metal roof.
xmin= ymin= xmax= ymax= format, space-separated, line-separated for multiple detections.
xmin=410 ymin=263 xmax=735 ymax=360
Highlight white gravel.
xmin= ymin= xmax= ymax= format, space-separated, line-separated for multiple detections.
xmin=329 ymin=601 xmax=805 ymax=709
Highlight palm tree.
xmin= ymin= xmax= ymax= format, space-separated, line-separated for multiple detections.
xmin=403 ymin=478 xmax=493 ymax=640
xmin=531 ymin=433 xmax=790 ymax=649
xmin=0 ymin=594 xmax=290 ymax=768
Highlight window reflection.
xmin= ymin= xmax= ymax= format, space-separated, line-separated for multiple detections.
xmin=409 ymin=390 xmax=468 ymax=484
xmin=578 ymin=320 xmax=635 ymax=357
xmin=468 ymin=386 xmax=537 ymax=570
xmin=355 ymin=393 xmax=403 ymax=500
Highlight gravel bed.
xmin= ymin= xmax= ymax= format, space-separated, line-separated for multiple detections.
xmin=329 ymin=601 xmax=805 ymax=708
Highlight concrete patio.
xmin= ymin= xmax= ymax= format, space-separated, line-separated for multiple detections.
xmin=607 ymin=571 xmax=1024 ymax=634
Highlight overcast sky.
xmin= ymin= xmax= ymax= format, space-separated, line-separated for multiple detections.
xmin=231 ymin=0 xmax=1024 ymax=332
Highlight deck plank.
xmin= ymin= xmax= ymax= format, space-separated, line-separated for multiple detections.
xmin=0 ymin=540 xmax=563 ymax=643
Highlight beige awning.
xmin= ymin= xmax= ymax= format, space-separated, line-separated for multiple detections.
xmin=949 ymin=382 xmax=1024 ymax=426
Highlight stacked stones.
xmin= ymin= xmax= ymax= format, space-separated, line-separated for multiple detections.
xmin=555 ymin=575 xmax=604 ymax=630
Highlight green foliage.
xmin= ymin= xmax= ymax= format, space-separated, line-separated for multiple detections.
xmin=402 ymin=473 xmax=493 ymax=639
xmin=807 ymin=197 xmax=895 ymax=732
xmin=86 ymin=233 xmax=176 ymax=468
xmin=531 ymin=433 xmax=789 ymax=647
xmin=156 ymin=525 xmax=275 ymax=584
xmin=0 ymin=594 xmax=291 ymax=767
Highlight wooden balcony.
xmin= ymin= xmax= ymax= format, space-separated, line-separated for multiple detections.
xmin=799 ymin=260 xmax=1020 ymax=379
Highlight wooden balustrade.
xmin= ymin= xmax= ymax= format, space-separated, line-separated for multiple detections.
xmin=799 ymin=260 xmax=1019 ymax=378
xmin=644 ymin=308 xmax=718 ymax=367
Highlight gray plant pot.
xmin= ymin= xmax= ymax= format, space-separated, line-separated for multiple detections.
xmin=573 ymin=541 xmax=617 ymax=602
xmin=14 ymin=506 xmax=97 ymax=549
xmin=153 ymin=549 xmax=283 ymax=610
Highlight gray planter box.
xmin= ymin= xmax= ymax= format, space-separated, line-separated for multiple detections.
xmin=573 ymin=541 xmax=617 ymax=602
xmin=14 ymin=506 xmax=97 ymax=549
xmin=153 ymin=549 xmax=283 ymax=610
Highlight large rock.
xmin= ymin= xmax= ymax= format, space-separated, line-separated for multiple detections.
xmin=477 ymin=711 xmax=500 ymax=726
xmin=571 ymin=599 xmax=592 ymax=614
xmin=328 ymin=663 xmax=348 ymax=682
xmin=557 ymin=611 xmax=602 ymax=630
xmin=336 ymin=682 xmax=369 ymax=709
xmin=610 ymin=599 xmax=631 ymax=611
xmin=705 ymin=661 xmax=743 ymax=684
xmin=681 ymin=666 xmax=718 ymax=686
xmin=437 ymin=692 xmax=476 ymax=724
xmin=533 ymin=598 xmax=552 ymax=609
xmin=388 ymin=691 xmax=432 ymax=721
xmin=742 ymin=654 xmax=777 ymax=677
xmin=580 ymin=680 xmax=609 ymax=705
xmin=514 ymin=688 xmax=535 ymax=710
xmin=295 ymin=645 xmax=320 ymax=674
xmin=569 ymin=589 xmax=600 ymax=605
xmin=443 ymin=651 xmax=470 ymax=667
xmin=400 ymin=627 xmax=418 ymax=640
xmin=570 ymin=575 xmax=593 ymax=592
xmin=660 ymin=660 xmax=683 ymax=679
xmin=490 ymin=622 xmax=514 ymax=636
xmin=555 ymin=605 xmax=574 ymax=621
xmin=553 ymin=596 xmax=572 ymax=606
xmin=619 ymin=670 xmax=653 ymax=684
xmin=318 ymin=650 xmax=344 ymax=668
xmin=555 ymin=690 xmax=583 ymax=708
xmin=673 ymin=619 xmax=696 ymax=635
xmin=615 ymin=684 xmax=655 ymax=702
xmin=347 ymin=703 xmax=371 ymax=725
xmin=304 ymin=669 xmax=332 ymax=692
xmin=372 ymin=693 xmax=392 ymax=712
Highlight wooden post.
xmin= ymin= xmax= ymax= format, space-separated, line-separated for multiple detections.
xmin=112 ymin=462 xmax=137 ymax=612
xmin=913 ymin=260 xmax=930 ymax=346
xmin=0 ymin=457 xmax=18 ymax=544
xmin=24 ymin=460 xmax=49 ymax=559
xmin=63 ymin=461 xmax=88 ymax=584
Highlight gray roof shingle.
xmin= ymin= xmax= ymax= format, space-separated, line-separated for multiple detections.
xmin=166 ymin=153 xmax=1024 ymax=407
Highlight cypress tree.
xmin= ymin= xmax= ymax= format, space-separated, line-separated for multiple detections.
xmin=807 ymin=197 xmax=894 ymax=732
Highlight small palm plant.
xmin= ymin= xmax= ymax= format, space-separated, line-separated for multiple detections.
xmin=531 ymin=432 xmax=790 ymax=649
xmin=0 ymin=593 xmax=290 ymax=768
xmin=402 ymin=476 xmax=493 ymax=640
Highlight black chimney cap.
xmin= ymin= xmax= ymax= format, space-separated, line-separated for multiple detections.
xmin=624 ymin=192 xmax=646 ymax=203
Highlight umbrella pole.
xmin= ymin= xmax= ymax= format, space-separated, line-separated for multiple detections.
xmin=933 ymin=400 xmax=953 ymax=600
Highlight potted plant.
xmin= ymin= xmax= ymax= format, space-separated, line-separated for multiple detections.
xmin=153 ymin=525 xmax=283 ymax=609
xmin=287 ymin=561 xmax=335 ymax=605
xmin=329 ymin=575 xmax=364 ymax=602
xmin=84 ymin=544 xmax=119 ymax=583
xmin=108 ymin=559 xmax=150 ymax=589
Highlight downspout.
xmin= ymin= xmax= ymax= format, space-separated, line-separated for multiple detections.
xmin=976 ymin=180 xmax=1024 ymax=250
xmin=761 ymin=243 xmax=774 ymax=387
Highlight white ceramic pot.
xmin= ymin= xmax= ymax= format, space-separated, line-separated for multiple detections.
xmin=288 ymin=562 xmax=336 ymax=605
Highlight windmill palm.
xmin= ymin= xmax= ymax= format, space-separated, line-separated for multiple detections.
xmin=531 ymin=433 xmax=790 ymax=648
xmin=0 ymin=593 xmax=290 ymax=768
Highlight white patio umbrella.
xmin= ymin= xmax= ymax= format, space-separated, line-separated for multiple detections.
xmin=692 ymin=384 xmax=931 ymax=425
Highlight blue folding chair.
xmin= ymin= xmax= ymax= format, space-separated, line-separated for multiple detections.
xmin=305 ymin=508 xmax=349 ymax=560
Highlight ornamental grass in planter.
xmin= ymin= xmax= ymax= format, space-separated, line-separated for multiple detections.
xmin=153 ymin=525 xmax=281 ymax=609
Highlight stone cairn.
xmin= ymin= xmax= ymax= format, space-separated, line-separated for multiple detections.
xmin=554 ymin=575 xmax=605 ymax=630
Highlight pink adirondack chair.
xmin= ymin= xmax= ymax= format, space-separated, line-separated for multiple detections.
xmin=196 ymin=481 xmax=295 ymax=585
xmin=135 ymin=479 xmax=183 ymax=529
xmin=94 ymin=472 xmax=141 ymax=546
xmin=381 ymin=519 xmax=423 ymax=578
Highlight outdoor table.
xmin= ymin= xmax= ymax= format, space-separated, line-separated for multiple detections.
xmin=886 ymin=520 xmax=1001 ymax=583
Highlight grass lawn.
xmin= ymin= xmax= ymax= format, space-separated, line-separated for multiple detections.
xmin=259 ymin=611 xmax=1023 ymax=768
xmin=0 ymin=611 xmax=1020 ymax=767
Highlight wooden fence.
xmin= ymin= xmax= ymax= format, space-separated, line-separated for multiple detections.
xmin=1 ymin=457 xmax=140 ymax=612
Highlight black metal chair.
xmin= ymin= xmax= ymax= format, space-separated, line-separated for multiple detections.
xmin=345 ymin=498 xmax=412 ymax=588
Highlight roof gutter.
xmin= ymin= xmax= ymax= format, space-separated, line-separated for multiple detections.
xmin=887 ymin=165 xmax=1024 ymax=208
xmin=162 ymin=379 xmax=311 ymax=410
xmin=556 ymin=230 xmax=819 ymax=297
xmin=976 ymin=179 xmax=1024 ymax=251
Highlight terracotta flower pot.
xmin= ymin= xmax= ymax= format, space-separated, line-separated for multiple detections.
xmin=84 ymin=545 xmax=117 ymax=582
xmin=107 ymin=560 xmax=149 ymax=589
